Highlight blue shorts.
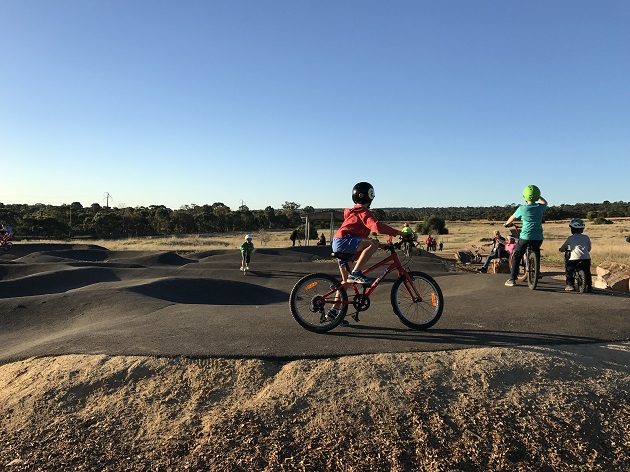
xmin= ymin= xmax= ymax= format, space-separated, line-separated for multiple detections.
xmin=332 ymin=236 xmax=361 ymax=255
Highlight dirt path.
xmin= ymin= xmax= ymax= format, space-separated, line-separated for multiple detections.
xmin=1 ymin=342 xmax=628 ymax=471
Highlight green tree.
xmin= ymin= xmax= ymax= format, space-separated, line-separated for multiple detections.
xmin=418 ymin=215 xmax=448 ymax=235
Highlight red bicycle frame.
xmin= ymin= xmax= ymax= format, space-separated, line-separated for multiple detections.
xmin=321 ymin=245 xmax=424 ymax=307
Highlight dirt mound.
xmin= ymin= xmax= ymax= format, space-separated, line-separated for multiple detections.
xmin=0 ymin=343 xmax=627 ymax=471
xmin=44 ymin=249 xmax=109 ymax=262
xmin=108 ymin=251 xmax=197 ymax=267
xmin=186 ymin=249 xmax=233 ymax=260
xmin=128 ymin=277 xmax=287 ymax=305
xmin=4 ymin=243 xmax=108 ymax=259
xmin=256 ymin=246 xmax=333 ymax=262
xmin=0 ymin=267 xmax=120 ymax=298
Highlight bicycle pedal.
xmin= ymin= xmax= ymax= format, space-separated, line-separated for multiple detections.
xmin=351 ymin=313 xmax=360 ymax=322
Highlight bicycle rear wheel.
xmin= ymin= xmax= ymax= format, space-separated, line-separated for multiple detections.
xmin=575 ymin=269 xmax=587 ymax=293
xmin=391 ymin=271 xmax=443 ymax=330
xmin=510 ymin=253 xmax=527 ymax=281
xmin=527 ymin=250 xmax=539 ymax=290
xmin=289 ymin=273 xmax=348 ymax=333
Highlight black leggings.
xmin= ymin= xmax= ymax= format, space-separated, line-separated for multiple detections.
xmin=510 ymin=239 xmax=542 ymax=280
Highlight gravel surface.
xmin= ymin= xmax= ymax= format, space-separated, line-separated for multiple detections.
xmin=1 ymin=343 xmax=628 ymax=471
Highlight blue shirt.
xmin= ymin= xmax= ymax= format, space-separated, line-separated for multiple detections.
xmin=513 ymin=203 xmax=547 ymax=240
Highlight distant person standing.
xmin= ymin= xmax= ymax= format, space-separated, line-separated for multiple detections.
xmin=425 ymin=235 xmax=433 ymax=252
xmin=289 ymin=228 xmax=299 ymax=247
xmin=317 ymin=233 xmax=326 ymax=246
xmin=438 ymin=241 xmax=443 ymax=251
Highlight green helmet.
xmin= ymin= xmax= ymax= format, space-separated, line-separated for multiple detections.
xmin=522 ymin=184 xmax=541 ymax=202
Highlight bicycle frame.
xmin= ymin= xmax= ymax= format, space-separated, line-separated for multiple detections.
xmin=320 ymin=246 xmax=423 ymax=307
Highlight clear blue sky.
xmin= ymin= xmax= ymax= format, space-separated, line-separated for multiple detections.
xmin=1 ymin=0 xmax=628 ymax=210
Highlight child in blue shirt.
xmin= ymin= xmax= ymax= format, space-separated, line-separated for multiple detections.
xmin=503 ymin=185 xmax=547 ymax=286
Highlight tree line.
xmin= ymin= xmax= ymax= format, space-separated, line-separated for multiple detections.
xmin=1 ymin=200 xmax=628 ymax=239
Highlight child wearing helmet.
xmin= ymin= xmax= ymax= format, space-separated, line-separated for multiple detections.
xmin=401 ymin=222 xmax=414 ymax=236
xmin=240 ymin=234 xmax=254 ymax=271
xmin=559 ymin=218 xmax=592 ymax=292
xmin=503 ymin=184 xmax=547 ymax=287
xmin=401 ymin=222 xmax=416 ymax=242
xmin=331 ymin=182 xmax=409 ymax=285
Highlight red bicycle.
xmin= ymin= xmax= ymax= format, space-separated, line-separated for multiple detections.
xmin=289 ymin=242 xmax=444 ymax=333
xmin=0 ymin=228 xmax=13 ymax=252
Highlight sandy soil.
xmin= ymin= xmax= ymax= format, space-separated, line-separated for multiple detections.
xmin=1 ymin=343 xmax=628 ymax=471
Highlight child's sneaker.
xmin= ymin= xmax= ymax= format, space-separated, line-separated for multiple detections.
xmin=347 ymin=271 xmax=372 ymax=285
xmin=245 ymin=265 xmax=250 ymax=270
xmin=324 ymin=308 xmax=339 ymax=321
xmin=322 ymin=308 xmax=350 ymax=326
xmin=240 ymin=266 xmax=245 ymax=272
xmin=504 ymin=279 xmax=516 ymax=287
xmin=564 ymin=285 xmax=575 ymax=291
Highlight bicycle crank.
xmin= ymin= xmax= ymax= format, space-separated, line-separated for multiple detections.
xmin=352 ymin=294 xmax=371 ymax=312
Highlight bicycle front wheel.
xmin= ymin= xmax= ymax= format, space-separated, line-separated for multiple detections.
xmin=527 ymin=250 xmax=539 ymax=290
xmin=289 ymin=273 xmax=348 ymax=333
xmin=391 ymin=271 xmax=444 ymax=330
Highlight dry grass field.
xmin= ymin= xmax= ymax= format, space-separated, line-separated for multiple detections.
xmin=25 ymin=218 xmax=630 ymax=268
xmin=438 ymin=218 xmax=630 ymax=267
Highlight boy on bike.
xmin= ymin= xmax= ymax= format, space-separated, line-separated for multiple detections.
xmin=240 ymin=234 xmax=254 ymax=271
xmin=559 ymin=218 xmax=592 ymax=292
xmin=503 ymin=184 xmax=547 ymax=287
xmin=332 ymin=182 xmax=410 ymax=285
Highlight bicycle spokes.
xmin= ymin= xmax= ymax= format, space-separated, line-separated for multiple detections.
xmin=391 ymin=271 xmax=443 ymax=330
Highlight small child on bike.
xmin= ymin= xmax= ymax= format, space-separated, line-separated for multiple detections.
xmin=401 ymin=222 xmax=417 ymax=246
xmin=503 ymin=184 xmax=547 ymax=287
xmin=240 ymin=234 xmax=254 ymax=271
xmin=401 ymin=222 xmax=414 ymax=237
xmin=332 ymin=182 xmax=410 ymax=285
xmin=559 ymin=218 xmax=592 ymax=292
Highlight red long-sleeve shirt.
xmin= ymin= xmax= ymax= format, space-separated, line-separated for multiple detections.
xmin=334 ymin=204 xmax=399 ymax=239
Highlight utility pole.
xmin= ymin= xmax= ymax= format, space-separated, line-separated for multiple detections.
xmin=104 ymin=192 xmax=111 ymax=209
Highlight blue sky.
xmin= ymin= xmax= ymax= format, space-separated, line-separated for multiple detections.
xmin=1 ymin=1 xmax=628 ymax=210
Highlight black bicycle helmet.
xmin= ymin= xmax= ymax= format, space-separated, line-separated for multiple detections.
xmin=352 ymin=182 xmax=375 ymax=205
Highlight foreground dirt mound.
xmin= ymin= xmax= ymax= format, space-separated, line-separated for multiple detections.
xmin=1 ymin=343 xmax=628 ymax=471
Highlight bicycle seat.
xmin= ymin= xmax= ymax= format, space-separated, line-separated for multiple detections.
xmin=331 ymin=252 xmax=354 ymax=262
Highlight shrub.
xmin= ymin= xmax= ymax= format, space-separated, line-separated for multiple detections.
xmin=417 ymin=215 xmax=449 ymax=235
